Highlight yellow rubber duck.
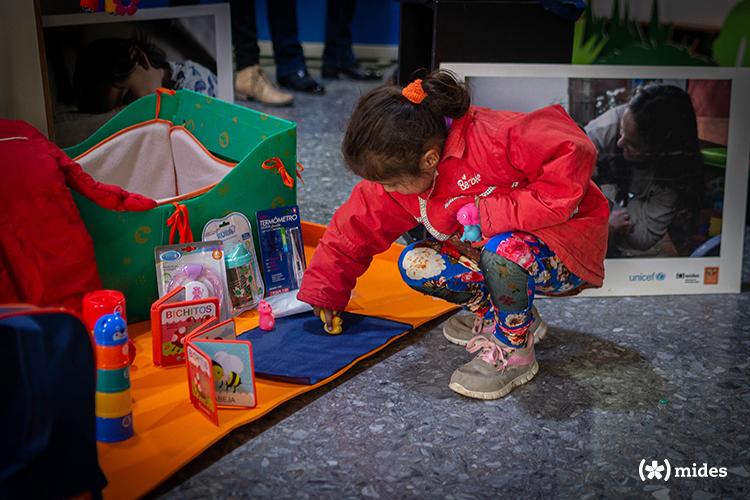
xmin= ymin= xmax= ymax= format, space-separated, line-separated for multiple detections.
xmin=320 ymin=311 xmax=343 ymax=335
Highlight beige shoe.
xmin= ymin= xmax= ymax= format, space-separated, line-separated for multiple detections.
xmin=442 ymin=306 xmax=547 ymax=347
xmin=449 ymin=334 xmax=538 ymax=400
xmin=234 ymin=65 xmax=293 ymax=106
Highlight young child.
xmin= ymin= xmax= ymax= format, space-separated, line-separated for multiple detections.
xmin=73 ymin=36 xmax=218 ymax=114
xmin=297 ymin=70 xmax=609 ymax=400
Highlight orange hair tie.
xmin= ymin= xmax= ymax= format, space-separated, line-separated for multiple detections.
xmin=402 ymin=79 xmax=427 ymax=104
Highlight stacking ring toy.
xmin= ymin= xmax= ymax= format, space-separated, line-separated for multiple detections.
xmin=96 ymin=413 xmax=134 ymax=443
xmin=95 ymin=390 xmax=132 ymax=418
xmin=96 ymin=342 xmax=130 ymax=369
xmin=96 ymin=366 xmax=131 ymax=393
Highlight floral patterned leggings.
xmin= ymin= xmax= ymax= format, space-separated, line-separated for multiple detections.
xmin=398 ymin=232 xmax=585 ymax=348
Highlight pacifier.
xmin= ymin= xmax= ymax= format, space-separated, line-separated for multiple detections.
xmin=167 ymin=264 xmax=222 ymax=304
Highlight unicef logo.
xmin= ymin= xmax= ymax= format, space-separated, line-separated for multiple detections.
xmin=629 ymin=272 xmax=668 ymax=282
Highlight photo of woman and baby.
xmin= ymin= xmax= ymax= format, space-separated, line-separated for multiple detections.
xmin=469 ymin=75 xmax=731 ymax=259
xmin=580 ymin=79 xmax=729 ymax=259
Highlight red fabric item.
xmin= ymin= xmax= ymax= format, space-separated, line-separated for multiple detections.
xmin=0 ymin=120 xmax=156 ymax=313
xmin=298 ymin=105 xmax=609 ymax=311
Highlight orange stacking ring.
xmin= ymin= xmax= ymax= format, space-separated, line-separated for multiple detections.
xmin=96 ymin=342 xmax=130 ymax=369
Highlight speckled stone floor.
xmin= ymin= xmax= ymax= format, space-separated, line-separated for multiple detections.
xmin=154 ymin=70 xmax=750 ymax=499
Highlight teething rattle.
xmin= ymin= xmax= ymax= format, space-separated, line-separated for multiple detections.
xmin=167 ymin=264 xmax=223 ymax=304
xmin=320 ymin=311 xmax=343 ymax=335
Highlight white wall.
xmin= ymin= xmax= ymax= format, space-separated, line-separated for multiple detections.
xmin=0 ymin=0 xmax=49 ymax=136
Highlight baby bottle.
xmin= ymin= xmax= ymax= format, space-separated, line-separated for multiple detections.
xmin=225 ymin=243 xmax=261 ymax=313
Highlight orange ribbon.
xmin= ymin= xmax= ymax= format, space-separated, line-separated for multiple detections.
xmin=155 ymin=88 xmax=176 ymax=118
xmin=167 ymin=202 xmax=194 ymax=244
xmin=262 ymin=157 xmax=296 ymax=189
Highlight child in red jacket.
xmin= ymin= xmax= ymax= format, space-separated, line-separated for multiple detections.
xmin=298 ymin=70 xmax=609 ymax=400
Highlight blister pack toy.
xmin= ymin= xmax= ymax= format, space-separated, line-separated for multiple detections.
xmin=154 ymin=241 xmax=231 ymax=320
xmin=202 ymin=212 xmax=264 ymax=315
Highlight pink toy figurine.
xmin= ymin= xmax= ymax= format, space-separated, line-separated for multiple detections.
xmin=258 ymin=300 xmax=275 ymax=331
xmin=456 ymin=202 xmax=481 ymax=242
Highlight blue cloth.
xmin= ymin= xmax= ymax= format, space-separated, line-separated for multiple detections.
xmin=238 ymin=312 xmax=412 ymax=384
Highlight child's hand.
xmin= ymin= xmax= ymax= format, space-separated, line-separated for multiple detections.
xmin=609 ymin=207 xmax=633 ymax=235
xmin=314 ymin=307 xmax=342 ymax=334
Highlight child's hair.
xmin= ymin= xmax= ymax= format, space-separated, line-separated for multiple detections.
xmin=628 ymin=84 xmax=700 ymax=159
xmin=342 ymin=70 xmax=471 ymax=181
xmin=72 ymin=34 xmax=171 ymax=113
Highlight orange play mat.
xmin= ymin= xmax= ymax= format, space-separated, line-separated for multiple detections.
xmin=98 ymin=222 xmax=456 ymax=499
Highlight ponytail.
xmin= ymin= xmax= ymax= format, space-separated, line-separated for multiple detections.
xmin=420 ymin=70 xmax=471 ymax=118
xmin=342 ymin=69 xmax=471 ymax=181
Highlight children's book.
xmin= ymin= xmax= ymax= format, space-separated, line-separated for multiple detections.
xmin=256 ymin=205 xmax=306 ymax=296
xmin=185 ymin=318 xmax=257 ymax=425
xmin=150 ymin=286 xmax=219 ymax=367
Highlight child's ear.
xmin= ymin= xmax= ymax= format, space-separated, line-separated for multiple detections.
xmin=420 ymin=147 xmax=441 ymax=173
xmin=131 ymin=47 xmax=151 ymax=69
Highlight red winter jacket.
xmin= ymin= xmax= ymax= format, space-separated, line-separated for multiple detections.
xmin=298 ymin=105 xmax=609 ymax=311
xmin=0 ymin=120 xmax=156 ymax=313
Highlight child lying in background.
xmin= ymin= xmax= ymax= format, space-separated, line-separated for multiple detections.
xmin=73 ymin=35 xmax=217 ymax=114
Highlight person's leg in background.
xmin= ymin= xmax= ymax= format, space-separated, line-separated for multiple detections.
xmin=230 ymin=0 xmax=294 ymax=106
xmin=321 ymin=0 xmax=381 ymax=80
xmin=231 ymin=0 xmax=260 ymax=73
xmin=268 ymin=0 xmax=325 ymax=95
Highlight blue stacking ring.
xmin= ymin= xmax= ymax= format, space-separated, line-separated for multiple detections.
xmin=96 ymin=366 xmax=130 ymax=393
xmin=96 ymin=413 xmax=134 ymax=443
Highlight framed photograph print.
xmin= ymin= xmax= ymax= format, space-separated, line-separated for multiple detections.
xmin=442 ymin=63 xmax=750 ymax=295
xmin=41 ymin=3 xmax=232 ymax=147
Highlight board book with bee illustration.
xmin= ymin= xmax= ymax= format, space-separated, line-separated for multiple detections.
xmin=185 ymin=318 xmax=257 ymax=425
xmin=150 ymin=286 xmax=219 ymax=367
